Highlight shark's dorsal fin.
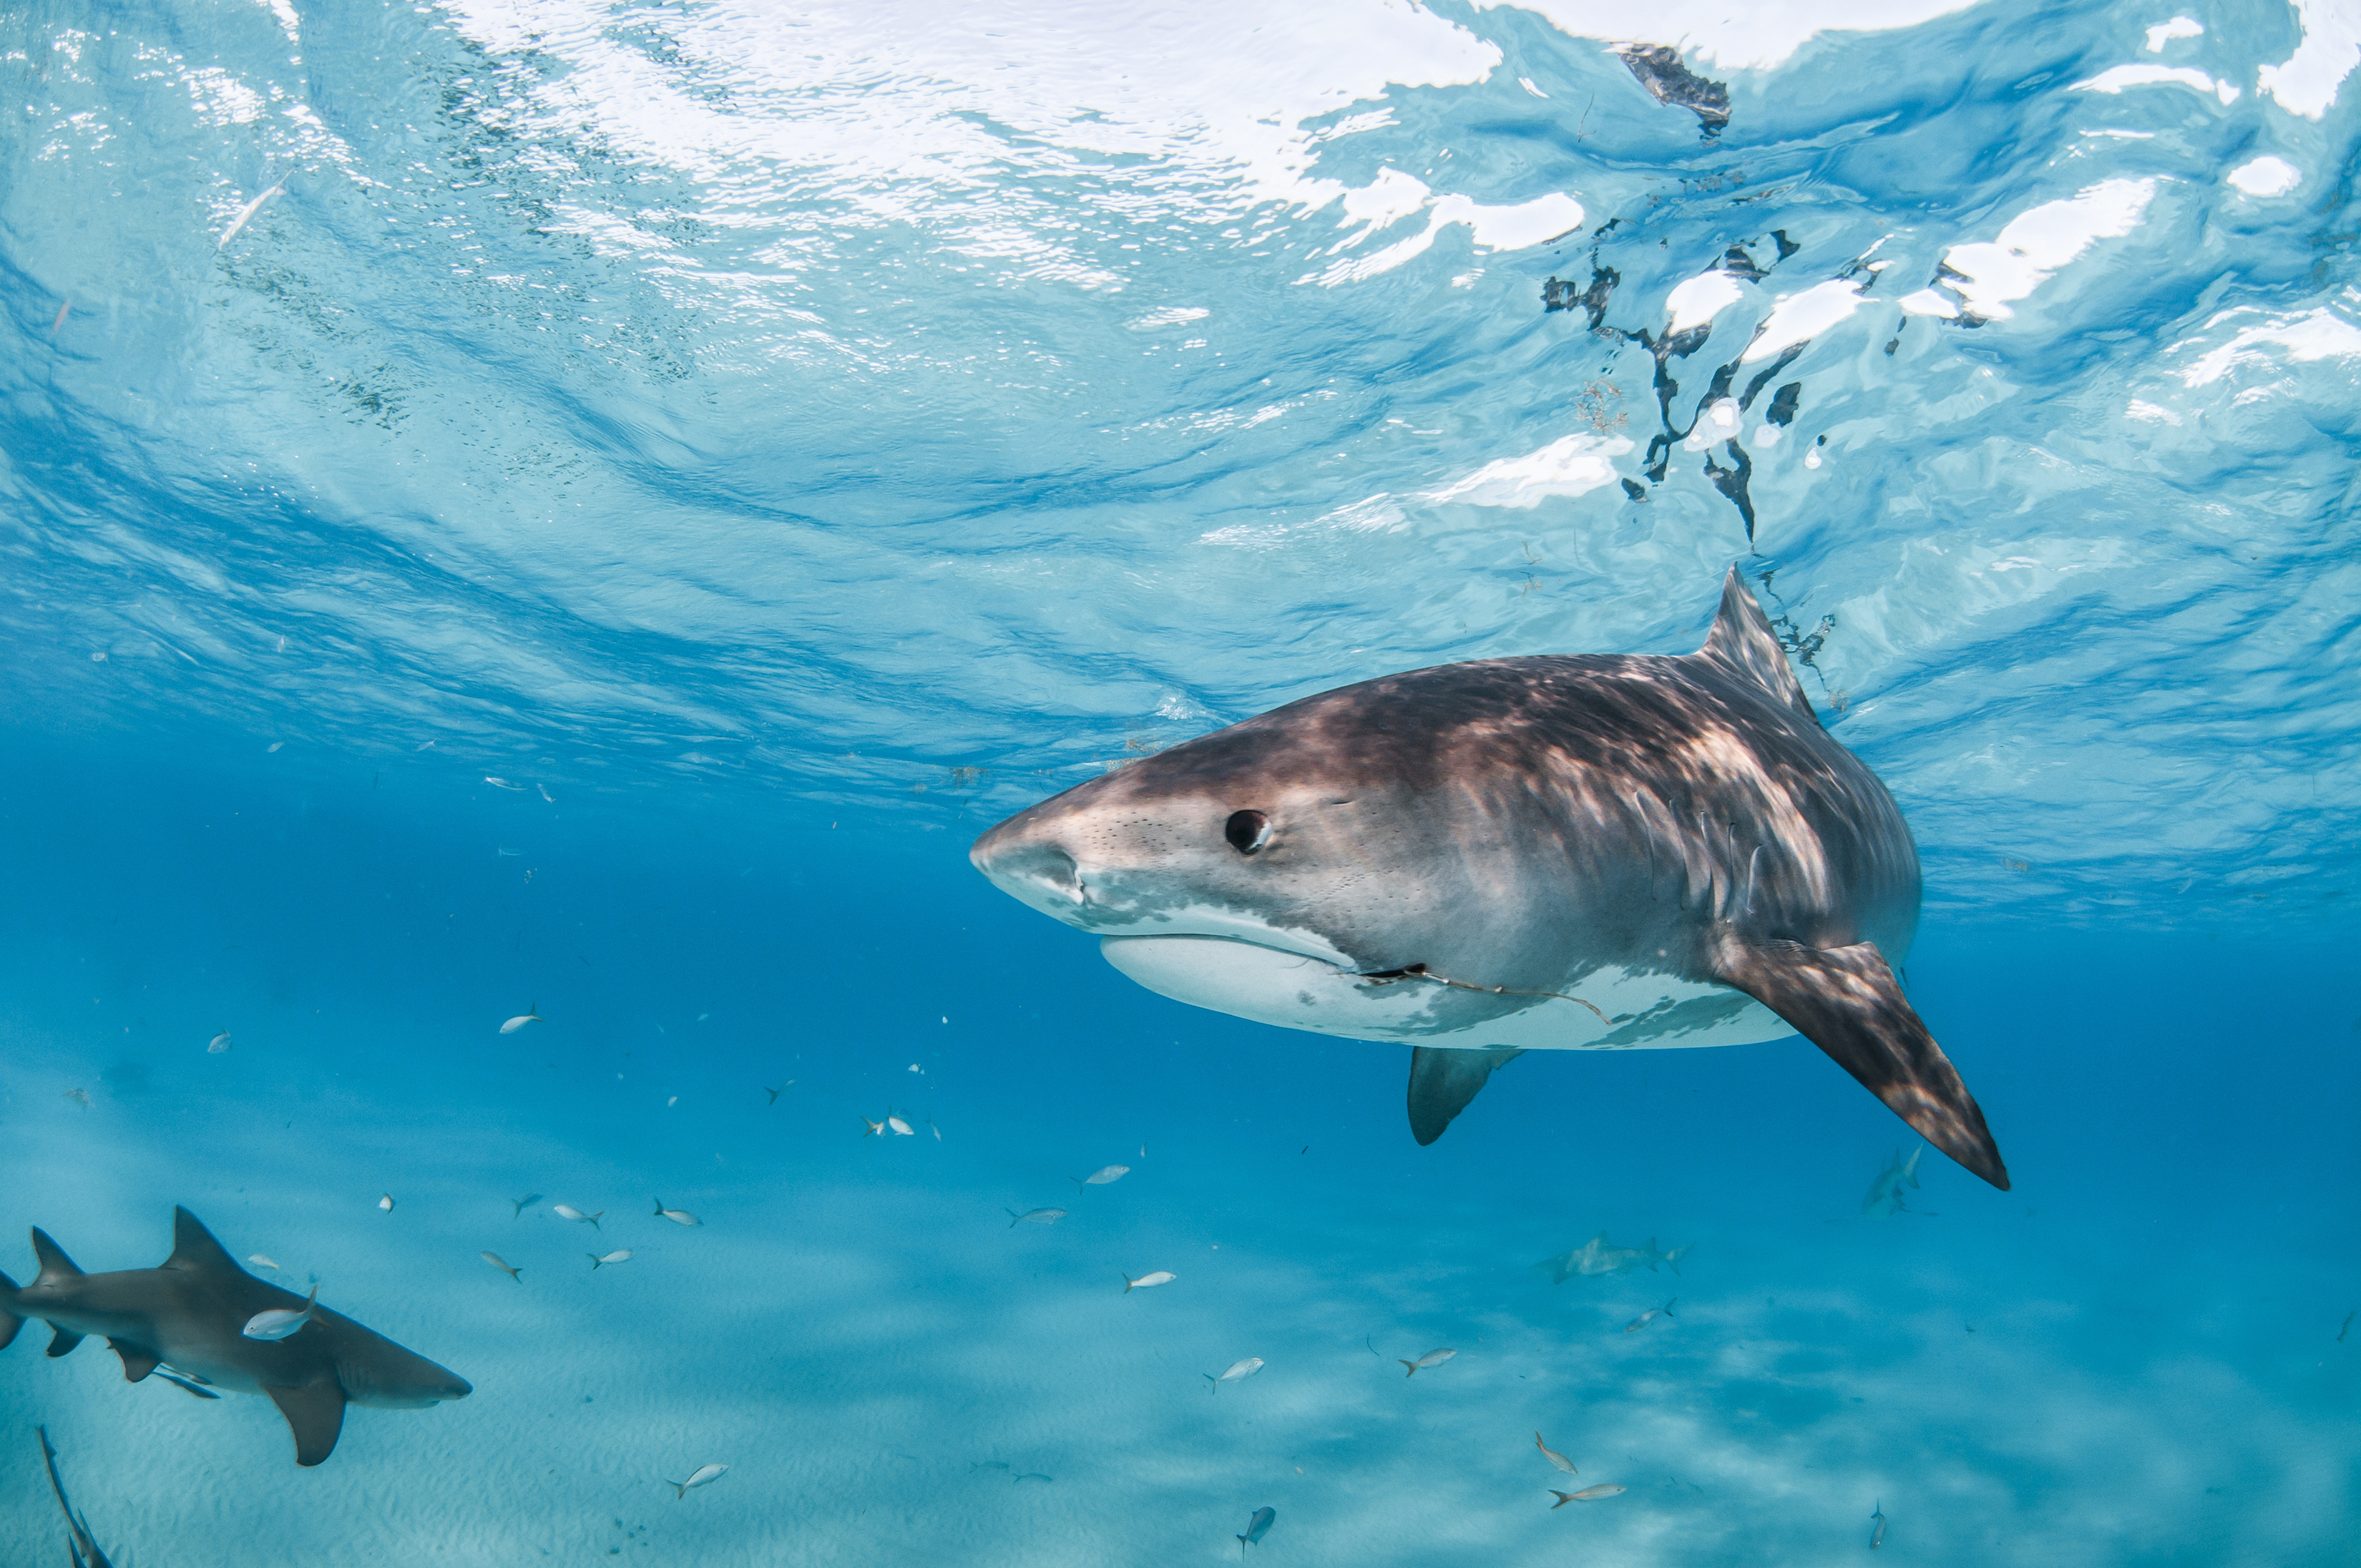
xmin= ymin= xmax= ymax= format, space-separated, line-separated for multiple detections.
xmin=1698 ymin=567 xmax=1816 ymax=722
xmin=30 ymin=1229 xmax=84 ymax=1285
xmin=164 ymin=1207 xmax=244 ymax=1277
xmin=266 ymin=1382 xmax=348 ymax=1467
xmin=107 ymin=1339 xmax=160 ymax=1383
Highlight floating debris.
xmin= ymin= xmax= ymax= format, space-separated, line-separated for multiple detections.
xmin=216 ymin=173 xmax=289 ymax=249
xmin=1399 ymin=1348 xmax=1456 ymax=1378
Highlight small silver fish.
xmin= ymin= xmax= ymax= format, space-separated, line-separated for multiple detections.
xmin=62 ymin=1089 xmax=90 ymax=1109
xmin=1070 ymin=1165 xmax=1130 ymax=1192
xmin=861 ymin=1117 xmax=886 ymax=1137
xmin=1871 ymin=1500 xmax=1887 ymax=1549
xmin=589 ymin=1250 xmax=632 ymax=1269
xmin=242 ymin=1285 xmax=318 ymax=1341
xmin=499 ymin=1009 xmax=543 ymax=1034
xmin=1206 ymin=1357 xmax=1263 ymax=1392
xmin=763 ymin=1084 xmax=791 ymax=1104
xmin=1399 ymin=1348 xmax=1456 ymax=1378
xmin=929 ymin=1120 xmax=943 ymax=1141
xmin=482 ymin=1251 xmax=522 ymax=1281
xmin=652 ymin=1200 xmax=702 ymax=1226
xmin=484 ymin=775 xmax=524 ymax=790
xmin=207 ymin=1031 xmax=233 ymax=1054
xmin=1535 ymin=1432 xmax=1577 ymax=1474
xmin=539 ymin=783 xmax=555 ymax=803
xmin=1122 ymin=1270 xmax=1176 ymax=1292
xmin=667 ymin=1463 xmax=727 ymax=1498
xmin=1238 ymin=1505 xmax=1276 ymax=1550
xmin=1007 ymin=1207 xmax=1067 ymax=1228
xmin=1623 ymin=1299 xmax=1676 ymax=1333
xmin=378 ymin=1193 xmax=395 ymax=1212
xmin=155 ymin=1368 xmax=219 ymax=1398
xmin=887 ymin=1116 xmax=914 ymax=1136
xmin=554 ymin=1205 xmax=603 ymax=1229
xmin=510 ymin=1193 xmax=542 ymax=1217
xmin=247 ymin=1254 xmax=280 ymax=1271
xmin=1550 ymin=1484 xmax=1625 ymax=1506
xmin=216 ymin=174 xmax=288 ymax=250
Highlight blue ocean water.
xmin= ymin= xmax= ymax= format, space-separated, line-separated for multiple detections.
xmin=3 ymin=0 xmax=2358 ymax=1561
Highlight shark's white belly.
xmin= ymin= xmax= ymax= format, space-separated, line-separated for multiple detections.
xmin=1100 ymin=935 xmax=1791 ymax=1051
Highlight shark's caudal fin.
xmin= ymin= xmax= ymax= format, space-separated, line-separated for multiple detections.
xmin=267 ymin=1382 xmax=348 ymax=1467
xmin=1406 ymin=1046 xmax=1522 ymax=1145
xmin=1714 ymin=937 xmax=2008 ymax=1189
xmin=0 ymin=1269 xmax=18 ymax=1351
xmin=1697 ymin=567 xmax=1817 ymax=723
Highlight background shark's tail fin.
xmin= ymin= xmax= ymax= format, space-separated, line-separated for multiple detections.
xmin=0 ymin=1269 xmax=19 ymax=1349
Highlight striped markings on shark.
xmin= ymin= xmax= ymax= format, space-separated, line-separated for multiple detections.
xmin=1 ymin=1207 xmax=469 ymax=1466
xmin=1533 ymin=1233 xmax=1691 ymax=1284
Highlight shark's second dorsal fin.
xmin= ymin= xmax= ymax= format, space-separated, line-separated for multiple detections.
xmin=164 ymin=1207 xmax=243 ymax=1277
xmin=29 ymin=1230 xmax=84 ymax=1285
xmin=1698 ymin=567 xmax=1816 ymax=722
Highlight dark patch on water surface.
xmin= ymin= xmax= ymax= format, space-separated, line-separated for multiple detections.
xmin=1617 ymin=45 xmax=1731 ymax=135
xmin=1542 ymin=265 xmax=1619 ymax=330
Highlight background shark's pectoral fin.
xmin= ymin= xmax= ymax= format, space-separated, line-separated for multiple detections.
xmin=1407 ymin=1046 xmax=1523 ymax=1146
xmin=107 ymin=1331 xmax=160 ymax=1388
xmin=46 ymin=1328 xmax=84 ymax=1358
xmin=1716 ymin=938 xmax=2008 ymax=1190
xmin=267 ymin=1382 xmax=347 ymax=1466
xmin=107 ymin=1338 xmax=160 ymax=1382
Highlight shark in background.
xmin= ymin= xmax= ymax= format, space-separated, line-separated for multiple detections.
xmin=1864 ymin=1145 xmax=1928 ymax=1216
xmin=1 ymin=1207 xmax=471 ymax=1466
xmin=972 ymin=571 xmax=2008 ymax=1187
xmin=1533 ymin=1233 xmax=1691 ymax=1284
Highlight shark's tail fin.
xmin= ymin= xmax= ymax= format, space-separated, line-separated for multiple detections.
xmin=0 ymin=1268 xmax=19 ymax=1349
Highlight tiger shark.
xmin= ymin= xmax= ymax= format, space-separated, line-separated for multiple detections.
xmin=1 ymin=1207 xmax=472 ymax=1465
xmin=970 ymin=569 xmax=2006 ymax=1187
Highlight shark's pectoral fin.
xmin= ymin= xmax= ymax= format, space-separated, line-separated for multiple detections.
xmin=1407 ymin=1046 xmax=1523 ymax=1146
xmin=107 ymin=1338 xmax=160 ymax=1382
xmin=1716 ymin=938 xmax=2008 ymax=1190
xmin=47 ymin=1328 xmax=84 ymax=1358
xmin=267 ymin=1382 xmax=347 ymax=1466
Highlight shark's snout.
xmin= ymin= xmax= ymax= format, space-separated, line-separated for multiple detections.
xmin=971 ymin=830 xmax=1085 ymax=916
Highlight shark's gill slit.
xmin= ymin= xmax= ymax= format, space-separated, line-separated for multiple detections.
xmin=1357 ymin=964 xmax=1610 ymax=1024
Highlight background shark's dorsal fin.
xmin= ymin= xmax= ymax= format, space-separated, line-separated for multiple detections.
xmin=1698 ymin=567 xmax=1817 ymax=722
xmin=29 ymin=1230 xmax=84 ymax=1285
xmin=165 ymin=1208 xmax=243 ymax=1277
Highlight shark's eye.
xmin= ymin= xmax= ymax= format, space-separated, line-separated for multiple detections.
xmin=1224 ymin=810 xmax=1271 ymax=856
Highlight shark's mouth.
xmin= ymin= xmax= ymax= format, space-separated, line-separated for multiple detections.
xmin=1097 ymin=934 xmax=1615 ymax=1047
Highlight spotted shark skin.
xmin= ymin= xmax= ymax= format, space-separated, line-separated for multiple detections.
xmin=971 ymin=569 xmax=2006 ymax=1187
